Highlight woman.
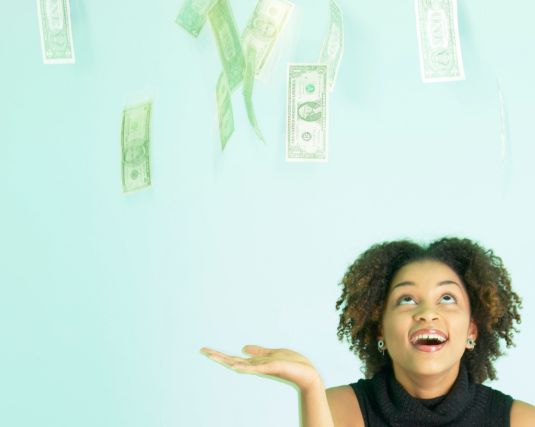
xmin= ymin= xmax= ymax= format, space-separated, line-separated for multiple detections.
xmin=200 ymin=238 xmax=535 ymax=426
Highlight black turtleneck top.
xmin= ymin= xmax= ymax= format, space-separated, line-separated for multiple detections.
xmin=349 ymin=363 xmax=513 ymax=427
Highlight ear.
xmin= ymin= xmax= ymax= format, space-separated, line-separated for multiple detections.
xmin=377 ymin=325 xmax=386 ymax=348
xmin=378 ymin=321 xmax=384 ymax=337
xmin=468 ymin=318 xmax=478 ymax=341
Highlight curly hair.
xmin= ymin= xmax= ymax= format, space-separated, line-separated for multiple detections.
xmin=335 ymin=237 xmax=522 ymax=383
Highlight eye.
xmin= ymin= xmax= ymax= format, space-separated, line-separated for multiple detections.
xmin=397 ymin=295 xmax=416 ymax=305
xmin=440 ymin=294 xmax=457 ymax=304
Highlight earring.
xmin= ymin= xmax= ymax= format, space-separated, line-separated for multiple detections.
xmin=377 ymin=339 xmax=385 ymax=355
xmin=466 ymin=338 xmax=476 ymax=350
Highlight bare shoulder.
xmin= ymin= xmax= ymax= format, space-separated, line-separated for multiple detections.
xmin=511 ymin=400 xmax=535 ymax=427
xmin=326 ymin=385 xmax=364 ymax=427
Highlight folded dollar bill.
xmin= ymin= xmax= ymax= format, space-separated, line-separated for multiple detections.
xmin=319 ymin=0 xmax=344 ymax=90
xmin=121 ymin=102 xmax=152 ymax=193
xmin=208 ymin=0 xmax=245 ymax=91
xmin=37 ymin=0 xmax=75 ymax=64
xmin=216 ymin=74 xmax=235 ymax=150
xmin=241 ymin=0 xmax=294 ymax=143
xmin=176 ymin=0 xmax=216 ymax=37
xmin=241 ymin=0 xmax=294 ymax=77
xmin=415 ymin=0 xmax=465 ymax=82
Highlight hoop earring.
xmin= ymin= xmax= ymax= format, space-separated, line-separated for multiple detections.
xmin=377 ymin=339 xmax=385 ymax=356
xmin=466 ymin=338 xmax=476 ymax=350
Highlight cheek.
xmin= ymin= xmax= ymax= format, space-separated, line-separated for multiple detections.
xmin=383 ymin=313 xmax=410 ymax=343
xmin=441 ymin=306 xmax=471 ymax=326
xmin=450 ymin=318 xmax=472 ymax=340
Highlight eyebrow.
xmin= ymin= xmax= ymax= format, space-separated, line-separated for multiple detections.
xmin=391 ymin=280 xmax=462 ymax=291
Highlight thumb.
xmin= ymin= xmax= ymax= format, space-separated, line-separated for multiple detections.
xmin=242 ymin=345 xmax=266 ymax=354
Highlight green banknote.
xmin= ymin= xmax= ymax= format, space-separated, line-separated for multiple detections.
xmin=179 ymin=0 xmax=292 ymax=148
xmin=176 ymin=0 xmax=216 ymax=37
xmin=241 ymin=0 xmax=294 ymax=77
xmin=286 ymin=64 xmax=328 ymax=162
xmin=216 ymin=74 xmax=235 ymax=150
xmin=208 ymin=0 xmax=245 ymax=91
xmin=415 ymin=0 xmax=465 ymax=82
xmin=240 ymin=0 xmax=293 ymax=143
xmin=37 ymin=0 xmax=75 ymax=64
xmin=319 ymin=0 xmax=344 ymax=90
xmin=243 ymin=46 xmax=265 ymax=143
xmin=121 ymin=102 xmax=152 ymax=193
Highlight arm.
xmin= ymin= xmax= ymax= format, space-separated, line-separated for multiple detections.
xmin=511 ymin=400 xmax=535 ymax=427
xmin=298 ymin=377 xmax=335 ymax=427
xmin=201 ymin=346 xmax=340 ymax=425
xmin=326 ymin=386 xmax=365 ymax=427
xmin=298 ymin=380 xmax=365 ymax=427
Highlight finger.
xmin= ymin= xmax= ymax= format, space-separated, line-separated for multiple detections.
xmin=203 ymin=350 xmax=250 ymax=367
xmin=242 ymin=360 xmax=285 ymax=378
xmin=231 ymin=359 xmax=277 ymax=375
xmin=206 ymin=354 xmax=265 ymax=375
xmin=242 ymin=345 xmax=275 ymax=355
xmin=201 ymin=348 xmax=240 ymax=359
xmin=202 ymin=348 xmax=273 ymax=367
xmin=204 ymin=351 xmax=275 ymax=374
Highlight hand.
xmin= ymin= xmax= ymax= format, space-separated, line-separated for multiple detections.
xmin=200 ymin=345 xmax=322 ymax=392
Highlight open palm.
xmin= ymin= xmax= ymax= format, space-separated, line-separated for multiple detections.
xmin=200 ymin=345 xmax=321 ymax=392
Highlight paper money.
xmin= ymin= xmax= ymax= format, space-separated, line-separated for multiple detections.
xmin=240 ymin=0 xmax=293 ymax=143
xmin=176 ymin=0 xmax=216 ymax=37
xmin=208 ymin=0 xmax=245 ymax=91
xmin=415 ymin=0 xmax=465 ymax=83
xmin=216 ymin=74 xmax=235 ymax=150
xmin=286 ymin=64 xmax=328 ymax=162
xmin=243 ymin=46 xmax=266 ymax=143
xmin=319 ymin=0 xmax=343 ymax=91
xmin=241 ymin=0 xmax=294 ymax=77
xmin=37 ymin=0 xmax=75 ymax=64
xmin=121 ymin=102 xmax=152 ymax=193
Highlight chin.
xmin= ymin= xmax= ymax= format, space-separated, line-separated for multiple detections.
xmin=408 ymin=358 xmax=462 ymax=377
xmin=413 ymin=362 xmax=448 ymax=376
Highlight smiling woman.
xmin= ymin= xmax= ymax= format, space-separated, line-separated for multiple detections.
xmin=334 ymin=237 xmax=535 ymax=426
xmin=200 ymin=237 xmax=535 ymax=427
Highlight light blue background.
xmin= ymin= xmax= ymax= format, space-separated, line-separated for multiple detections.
xmin=2 ymin=0 xmax=534 ymax=426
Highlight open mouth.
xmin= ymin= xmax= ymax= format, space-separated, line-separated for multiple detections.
xmin=410 ymin=332 xmax=448 ymax=353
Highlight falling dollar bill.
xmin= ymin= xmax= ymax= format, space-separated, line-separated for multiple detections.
xmin=241 ymin=0 xmax=294 ymax=77
xmin=37 ymin=0 xmax=75 ymax=64
xmin=121 ymin=102 xmax=152 ymax=193
xmin=319 ymin=0 xmax=343 ymax=90
xmin=286 ymin=64 xmax=328 ymax=162
xmin=208 ymin=0 xmax=245 ymax=91
xmin=216 ymin=74 xmax=235 ymax=150
xmin=415 ymin=0 xmax=465 ymax=83
xmin=240 ymin=0 xmax=293 ymax=143
xmin=176 ymin=0 xmax=216 ymax=37
xmin=243 ymin=46 xmax=266 ymax=143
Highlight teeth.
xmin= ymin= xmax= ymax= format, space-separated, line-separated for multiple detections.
xmin=412 ymin=333 xmax=447 ymax=344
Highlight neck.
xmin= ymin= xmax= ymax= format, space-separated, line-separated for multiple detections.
xmin=391 ymin=363 xmax=460 ymax=399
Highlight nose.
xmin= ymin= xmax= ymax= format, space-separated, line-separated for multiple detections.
xmin=413 ymin=304 xmax=439 ymax=322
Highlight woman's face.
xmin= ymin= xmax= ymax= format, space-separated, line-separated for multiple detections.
xmin=381 ymin=259 xmax=477 ymax=380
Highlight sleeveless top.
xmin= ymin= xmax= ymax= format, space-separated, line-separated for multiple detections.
xmin=349 ymin=363 xmax=513 ymax=427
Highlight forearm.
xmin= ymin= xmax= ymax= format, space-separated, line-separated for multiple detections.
xmin=298 ymin=378 xmax=335 ymax=427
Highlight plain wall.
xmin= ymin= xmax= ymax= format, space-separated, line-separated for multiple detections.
xmin=2 ymin=0 xmax=534 ymax=426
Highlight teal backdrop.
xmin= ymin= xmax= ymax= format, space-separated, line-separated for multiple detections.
xmin=2 ymin=1 xmax=535 ymax=426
